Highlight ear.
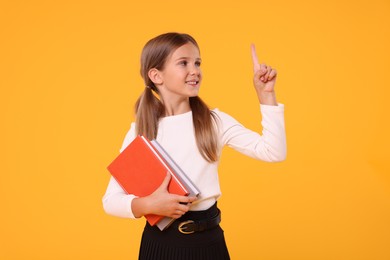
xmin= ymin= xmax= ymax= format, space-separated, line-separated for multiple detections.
xmin=148 ymin=68 xmax=163 ymax=85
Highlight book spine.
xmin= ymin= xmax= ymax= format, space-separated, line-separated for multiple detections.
xmin=151 ymin=140 xmax=200 ymax=197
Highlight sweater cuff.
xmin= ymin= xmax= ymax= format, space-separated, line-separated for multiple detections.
xmin=127 ymin=195 xmax=139 ymax=219
xmin=260 ymin=103 xmax=284 ymax=112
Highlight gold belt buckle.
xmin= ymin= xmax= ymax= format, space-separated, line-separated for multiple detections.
xmin=178 ymin=220 xmax=195 ymax=234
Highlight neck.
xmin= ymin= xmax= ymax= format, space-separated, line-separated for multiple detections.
xmin=162 ymin=99 xmax=191 ymax=116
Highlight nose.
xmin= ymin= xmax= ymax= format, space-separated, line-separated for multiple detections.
xmin=189 ymin=64 xmax=201 ymax=76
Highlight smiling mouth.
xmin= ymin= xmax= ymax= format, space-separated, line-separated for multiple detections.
xmin=185 ymin=81 xmax=199 ymax=86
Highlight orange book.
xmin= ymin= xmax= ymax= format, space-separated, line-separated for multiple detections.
xmin=107 ymin=135 xmax=190 ymax=228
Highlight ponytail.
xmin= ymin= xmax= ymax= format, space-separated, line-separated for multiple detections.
xmin=134 ymin=87 xmax=164 ymax=140
xmin=190 ymin=96 xmax=219 ymax=162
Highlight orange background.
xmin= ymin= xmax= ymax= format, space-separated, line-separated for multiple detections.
xmin=1 ymin=0 xmax=389 ymax=259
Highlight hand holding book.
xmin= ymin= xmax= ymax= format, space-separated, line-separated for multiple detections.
xmin=131 ymin=172 xmax=197 ymax=219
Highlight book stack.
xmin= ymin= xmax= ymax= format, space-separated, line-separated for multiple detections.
xmin=107 ymin=135 xmax=200 ymax=230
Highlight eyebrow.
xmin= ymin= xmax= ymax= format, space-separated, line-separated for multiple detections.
xmin=175 ymin=57 xmax=202 ymax=61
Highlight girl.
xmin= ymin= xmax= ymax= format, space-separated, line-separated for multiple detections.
xmin=103 ymin=32 xmax=286 ymax=259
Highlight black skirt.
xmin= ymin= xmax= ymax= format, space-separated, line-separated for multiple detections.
xmin=138 ymin=203 xmax=230 ymax=260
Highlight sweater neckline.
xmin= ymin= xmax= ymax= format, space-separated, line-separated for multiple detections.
xmin=160 ymin=110 xmax=192 ymax=121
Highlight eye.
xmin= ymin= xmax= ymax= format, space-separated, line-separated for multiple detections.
xmin=179 ymin=60 xmax=188 ymax=66
xmin=195 ymin=61 xmax=201 ymax=67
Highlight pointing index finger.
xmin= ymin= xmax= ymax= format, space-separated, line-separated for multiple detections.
xmin=251 ymin=43 xmax=261 ymax=72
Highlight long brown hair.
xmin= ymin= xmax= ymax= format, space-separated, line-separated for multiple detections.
xmin=135 ymin=32 xmax=219 ymax=162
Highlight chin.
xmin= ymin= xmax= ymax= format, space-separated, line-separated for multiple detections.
xmin=189 ymin=91 xmax=200 ymax=97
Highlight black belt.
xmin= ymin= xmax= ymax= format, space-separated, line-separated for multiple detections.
xmin=177 ymin=208 xmax=221 ymax=234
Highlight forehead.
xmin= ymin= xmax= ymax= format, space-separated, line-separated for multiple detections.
xmin=169 ymin=42 xmax=200 ymax=59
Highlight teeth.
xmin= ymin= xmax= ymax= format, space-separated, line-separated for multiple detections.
xmin=186 ymin=81 xmax=197 ymax=84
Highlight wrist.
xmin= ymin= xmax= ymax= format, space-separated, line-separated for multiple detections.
xmin=131 ymin=196 xmax=150 ymax=218
xmin=257 ymin=91 xmax=278 ymax=105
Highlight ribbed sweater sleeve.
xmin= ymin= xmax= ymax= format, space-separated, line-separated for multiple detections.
xmin=217 ymin=103 xmax=286 ymax=162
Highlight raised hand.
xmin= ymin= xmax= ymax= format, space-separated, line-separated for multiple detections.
xmin=251 ymin=44 xmax=278 ymax=103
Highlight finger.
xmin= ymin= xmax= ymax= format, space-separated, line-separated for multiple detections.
xmin=251 ymin=44 xmax=261 ymax=72
xmin=253 ymin=70 xmax=265 ymax=84
xmin=255 ymin=64 xmax=267 ymax=76
xmin=172 ymin=213 xmax=182 ymax=219
xmin=260 ymin=64 xmax=273 ymax=81
xmin=173 ymin=209 xmax=184 ymax=216
xmin=174 ymin=195 xmax=197 ymax=205
xmin=186 ymin=196 xmax=197 ymax=203
xmin=264 ymin=66 xmax=272 ymax=79
xmin=171 ymin=209 xmax=186 ymax=219
xmin=268 ymin=69 xmax=277 ymax=80
xmin=260 ymin=63 xmax=268 ymax=72
xmin=177 ymin=204 xmax=190 ymax=214
xmin=255 ymin=65 xmax=267 ymax=82
xmin=158 ymin=171 xmax=171 ymax=190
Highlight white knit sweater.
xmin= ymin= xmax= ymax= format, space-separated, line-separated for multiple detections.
xmin=103 ymin=104 xmax=286 ymax=218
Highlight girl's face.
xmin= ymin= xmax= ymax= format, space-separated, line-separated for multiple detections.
xmin=156 ymin=42 xmax=202 ymax=102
